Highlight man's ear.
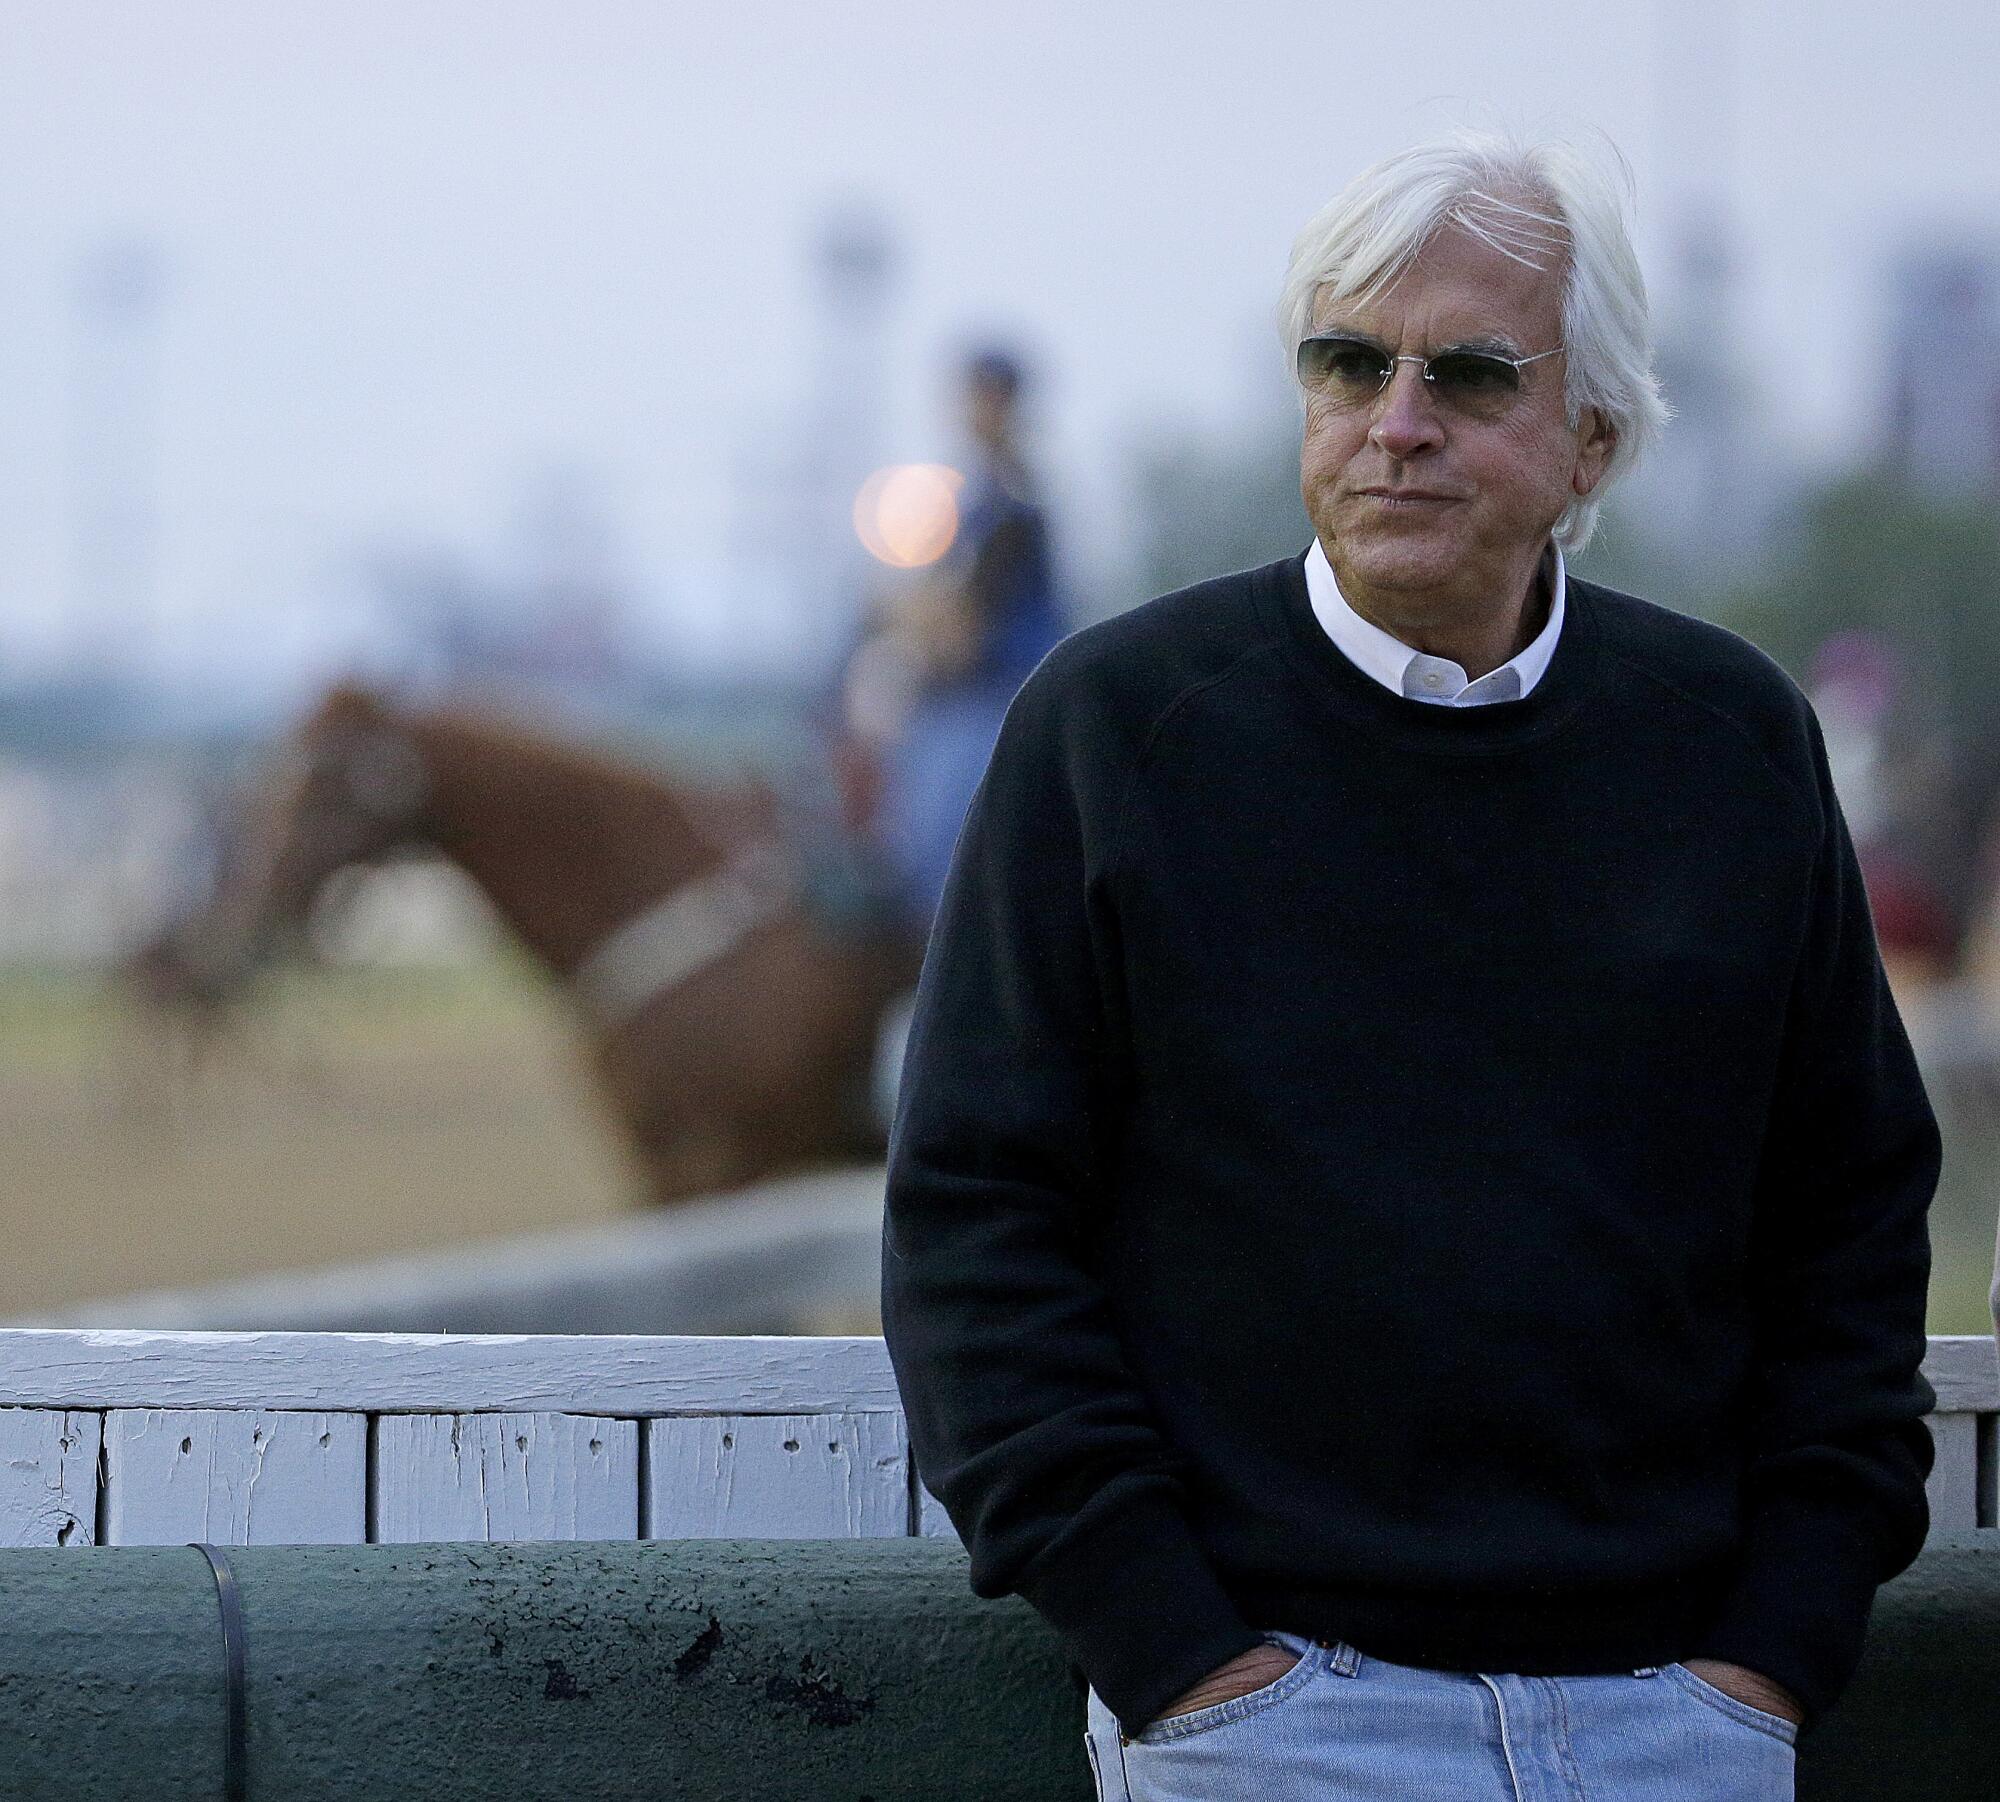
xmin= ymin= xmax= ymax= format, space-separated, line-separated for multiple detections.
xmin=1573 ymin=409 xmax=1618 ymax=498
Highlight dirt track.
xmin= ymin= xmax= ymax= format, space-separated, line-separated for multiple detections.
xmin=0 ymin=962 xmax=638 ymax=1318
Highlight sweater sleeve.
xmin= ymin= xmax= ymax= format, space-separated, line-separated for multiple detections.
xmin=879 ymin=660 xmax=1262 ymax=1734
xmin=1684 ymin=708 xmax=1940 ymax=1723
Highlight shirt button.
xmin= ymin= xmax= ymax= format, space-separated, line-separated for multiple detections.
xmin=1423 ymin=670 xmax=1446 ymax=691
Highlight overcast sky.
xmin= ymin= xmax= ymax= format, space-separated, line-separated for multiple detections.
xmin=1 ymin=2 xmax=1995 ymax=693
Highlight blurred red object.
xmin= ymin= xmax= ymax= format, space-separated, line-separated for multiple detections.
xmin=1860 ymin=847 xmax=1957 ymax=966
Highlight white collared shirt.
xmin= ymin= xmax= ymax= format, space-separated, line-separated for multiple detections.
xmin=1303 ymin=537 xmax=1566 ymax=706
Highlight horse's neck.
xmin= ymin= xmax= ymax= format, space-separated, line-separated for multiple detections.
xmin=407 ymin=715 xmax=724 ymax=976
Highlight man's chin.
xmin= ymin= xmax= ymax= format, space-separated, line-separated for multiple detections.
xmin=1332 ymin=534 xmax=1465 ymax=596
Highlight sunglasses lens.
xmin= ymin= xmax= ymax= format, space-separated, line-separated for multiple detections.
xmin=1426 ymin=352 xmax=1522 ymax=416
xmin=1298 ymin=337 xmax=1391 ymax=401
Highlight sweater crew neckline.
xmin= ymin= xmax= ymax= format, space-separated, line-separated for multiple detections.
xmin=1263 ymin=546 xmax=1607 ymax=755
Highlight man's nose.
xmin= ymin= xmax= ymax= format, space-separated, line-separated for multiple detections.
xmin=1367 ymin=360 xmax=1446 ymax=459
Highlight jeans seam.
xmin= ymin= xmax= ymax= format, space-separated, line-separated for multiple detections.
xmin=1082 ymin=1727 xmax=1103 ymax=1802
xmin=1548 ymin=1677 xmax=1588 ymax=1802
xmin=1476 ymin=1674 xmax=1527 ymax=1802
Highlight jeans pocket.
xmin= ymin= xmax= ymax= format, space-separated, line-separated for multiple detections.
xmin=1083 ymin=1726 xmax=1107 ymax=1801
xmin=1663 ymin=1662 xmax=1800 ymax=1745
xmin=1128 ymin=1635 xmax=1319 ymax=1746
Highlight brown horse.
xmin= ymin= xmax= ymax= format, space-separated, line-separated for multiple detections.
xmin=130 ymin=684 xmax=922 ymax=1204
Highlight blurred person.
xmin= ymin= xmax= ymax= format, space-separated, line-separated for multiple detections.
xmin=883 ymin=130 xmax=1937 ymax=1802
xmin=825 ymin=350 xmax=1070 ymax=1124
xmin=833 ymin=348 xmax=1068 ymax=929
xmin=954 ymin=347 xmax=1067 ymax=686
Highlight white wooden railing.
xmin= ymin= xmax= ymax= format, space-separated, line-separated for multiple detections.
xmin=0 ymin=1331 xmax=1988 ymax=1549
xmin=1910 ymin=1334 xmax=1996 ymax=1531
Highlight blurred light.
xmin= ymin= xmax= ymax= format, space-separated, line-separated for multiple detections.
xmin=853 ymin=464 xmax=963 ymax=568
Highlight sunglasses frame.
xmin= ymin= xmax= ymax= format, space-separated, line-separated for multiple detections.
xmin=1296 ymin=333 xmax=1565 ymax=413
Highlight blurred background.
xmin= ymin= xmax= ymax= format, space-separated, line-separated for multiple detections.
xmin=4 ymin=1 xmax=1999 ymax=1335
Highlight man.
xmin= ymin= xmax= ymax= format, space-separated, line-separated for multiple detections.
xmin=852 ymin=342 xmax=1072 ymax=928
xmin=952 ymin=348 xmax=1067 ymax=692
xmin=882 ymin=131 xmax=1937 ymax=1801
xmin=837 ymin=346 xmax=1069 ymax=934
xmin=831 ymin=350 xmax=1072 ymax=1125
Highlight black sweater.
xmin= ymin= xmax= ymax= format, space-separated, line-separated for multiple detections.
xmin=880 ymin=552 xmax=1938 ymax=1736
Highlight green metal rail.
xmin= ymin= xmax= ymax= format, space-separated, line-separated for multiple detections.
xmin=0 ymin=1533 xmax=1994 ymax=1799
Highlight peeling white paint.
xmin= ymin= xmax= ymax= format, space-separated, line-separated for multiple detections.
xmin=374 ymin=1413 xmax=638 ymax=1544
xmin=0 ymin=1331 xmax=902 ymax=1413
xmin=0 ymin=1410 xmax=100 ymax=1547
xmin=100 ymin=1410 xmax=365 ymax=1545
xmin=0 ymin=1334 xmax=1982 ymax=1553
xmin=646 ymin=1412 xmax=908 ymax=1539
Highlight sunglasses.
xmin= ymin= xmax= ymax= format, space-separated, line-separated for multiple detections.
xmin=1296 ymin=334 xmax=1564 ymax=420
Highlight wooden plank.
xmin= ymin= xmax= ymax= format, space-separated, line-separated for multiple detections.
xmin=373 ymin=1414 xmax=639 ymax=1543
xmin=101 ymin=1410 xmax=366 ymax=1546
xmin=645 ymin=1412 xmax=908 ymax=1538
xmin=914 ymin=1477 xmax=957 ymax=1541
xmin=13 ymin=1328 xmax=1973 ymax=1418
xmin=1927 ymin=1412 xmax=1982 ymax=1532
xmin=0 ymin=1409 xmax=100 ymax=1547
xmin=0 ymin=1331 xmax=901 ymax=1415
xmin=1922 ymin=1335 xmax=2000 ymax=1414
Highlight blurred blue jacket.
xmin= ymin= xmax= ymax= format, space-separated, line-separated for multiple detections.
xmin=879 ymin=461 xmax=1067 ymax=928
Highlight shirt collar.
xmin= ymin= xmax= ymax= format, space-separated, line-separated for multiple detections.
xmin=1302 ymin=537 xmax=1566 ymax=706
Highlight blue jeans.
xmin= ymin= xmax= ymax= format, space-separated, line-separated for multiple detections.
xmin=1084 ymin=1630 xmax=1797 ymax=1801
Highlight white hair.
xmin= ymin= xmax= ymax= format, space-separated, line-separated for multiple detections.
xmin=1278 ymin=130 xmax=1669 ymax=553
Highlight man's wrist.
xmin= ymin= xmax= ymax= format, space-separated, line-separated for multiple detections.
xmin=1151 ymin=1642 xmax=1302 ymax=1728
xmin=1681 ymin=1657 xmax=1806 ymax=1725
